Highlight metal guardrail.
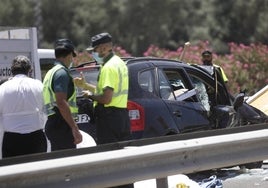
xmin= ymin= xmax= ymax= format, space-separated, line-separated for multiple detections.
xmin=0 ymin=124 xmax=268 ymax=188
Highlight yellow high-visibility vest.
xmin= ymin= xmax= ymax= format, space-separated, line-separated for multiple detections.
xmin=96 ymin=55 xmax=128 ymax=108
xmin=214 ymin=65 xmax=228 ymax=83
xmin=43 ymin=64 xmax=78 ymax=116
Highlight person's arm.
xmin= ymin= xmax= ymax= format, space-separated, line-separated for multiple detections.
xmin=84 ymin=87 xmax=113 ymax=105
xmin=55 ymin=92 xmax=82 ymax=144
xmin=82 ymin=82 xmax=96 ymax=93
xmin=85 ymin=65 xmax=115 ymax=105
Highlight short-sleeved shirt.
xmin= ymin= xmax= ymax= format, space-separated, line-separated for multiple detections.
xmin=96 ymin=53 xmax=129 ymax=108
xmin=0 ymin=74 xmax=46 ymax=133
xmin=52 ymin=62 xmax=74 ymax=99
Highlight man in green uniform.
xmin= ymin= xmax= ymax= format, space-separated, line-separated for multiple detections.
xmin=75 ymin=33 xmax=132 ymax=146
xmin=75 ymin=32 xmax=133 ymax=188
xmin=202 ymin=50 xmax=228 ymax=83
xmin=43 ymin=39 xmax=82 ymax=151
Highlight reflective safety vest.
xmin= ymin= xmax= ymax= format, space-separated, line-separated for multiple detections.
xmin=43 ymin=64 xmax=78 ymax=117
xmin=96 ymin=55 xmax=128 ymax=108
xmin=214 ymin=64 xmax=228 ymax=83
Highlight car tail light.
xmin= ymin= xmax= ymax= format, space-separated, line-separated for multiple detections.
xmin=127 ymin=100 xmax=145 ymax=132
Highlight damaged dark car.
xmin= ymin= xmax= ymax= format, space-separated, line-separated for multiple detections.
xmin=70 ymin=57 xmax=267 ymax=168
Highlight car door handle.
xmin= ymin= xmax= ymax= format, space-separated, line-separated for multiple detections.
xmin=173 ymin=110 xmax=182 ymax=117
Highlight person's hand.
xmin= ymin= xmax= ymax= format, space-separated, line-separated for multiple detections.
xmin=72 ymin=126 xmax=83 ymax=144
xmin=73 ymin=72 xmax=86 ymax=88
xmin=82 ymin=90 xmax=92 ymax=98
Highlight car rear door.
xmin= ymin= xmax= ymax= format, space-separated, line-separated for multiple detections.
xmin=127 ymin=60 xmax=180 ymax=138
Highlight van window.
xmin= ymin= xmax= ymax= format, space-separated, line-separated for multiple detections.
xmin=40 ymin=58 xmax=55 ymax=80
xmin=38 ymin=49 xmax=55 ymax=80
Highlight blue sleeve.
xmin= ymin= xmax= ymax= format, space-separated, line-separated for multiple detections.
xmin=52 ymin=68 xmax=69 ymax=93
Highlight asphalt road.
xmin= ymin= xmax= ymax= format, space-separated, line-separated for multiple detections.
xmin=134 ymin=162 xmax=268 ymax=188
xmin=187 ymin=161 xmax=268 ymax=188
xmin=223 ymin=165 xmax=268 ymax=188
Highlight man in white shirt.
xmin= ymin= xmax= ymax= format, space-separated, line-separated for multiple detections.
xmin=0 ymin=55 xmax=47 ymax=158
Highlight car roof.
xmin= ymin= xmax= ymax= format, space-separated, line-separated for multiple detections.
xmin=72 ymin=56 xmax=187 ymax=67
xmin=125 ymin=56 xmax=185 ymax=65
xmin=71 ymin=56 xmax=213 ymax=79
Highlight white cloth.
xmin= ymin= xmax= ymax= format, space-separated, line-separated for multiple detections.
xmin=0 ymin=74 xmax=47 ymax=133
xmin=134 ymin=174 xmax=200 ymax=188
xmin=76 ymin=130 xmax=96 ymax=148
xmin=46 ymin=130 xmax=96 ymax=152
xmin=168 ymin=174 xmax=200 ymax=188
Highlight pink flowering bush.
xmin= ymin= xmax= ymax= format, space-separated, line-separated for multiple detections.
xmin=221 ymin=43 xmax=268 ymax=95
xmin=74 ymin=41 xmax=268 ymax=96
xmin=143 ymin=41 xmax=210 ymax=65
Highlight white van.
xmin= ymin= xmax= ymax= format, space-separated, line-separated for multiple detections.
xmin=38 ymin=49 xmax=55 ymax=80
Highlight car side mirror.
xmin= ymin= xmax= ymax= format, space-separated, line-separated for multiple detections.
xmin=233 ymin=93 xmax=245 ymax=111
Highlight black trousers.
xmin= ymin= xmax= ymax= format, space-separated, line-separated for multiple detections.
xmin=45 ymin=113 xmax=76 ymax=151
xmin=95 ymin=105 xmax=132 ymax=145
xmin=95 ymin=106 xmax=133 ymax=188
xmin=2 ymin=129 xmax=47 ymax=158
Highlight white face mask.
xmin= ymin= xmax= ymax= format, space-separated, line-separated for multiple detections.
xmin=91 ymin=52 xmax=104 ymax=64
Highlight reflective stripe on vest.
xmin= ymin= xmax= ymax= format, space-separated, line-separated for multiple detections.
xmin=113 ymin=62 xmax=128 ymax=97
xmin=97 ymin=55 xmax=128 ymax=108
xmin=43 ymin=64 xmax=78 ymax=116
